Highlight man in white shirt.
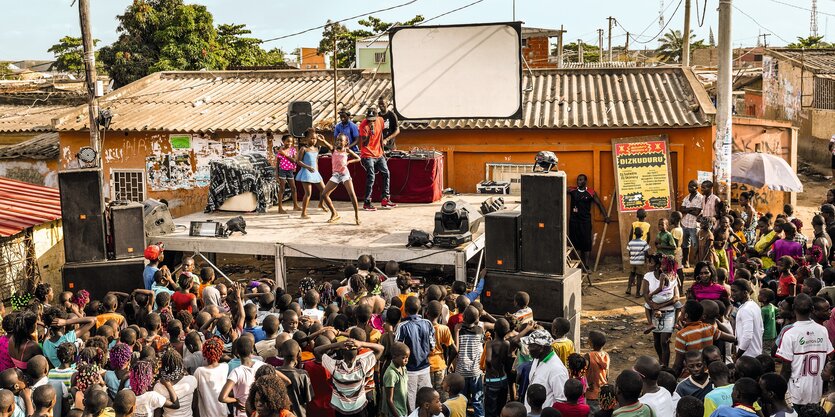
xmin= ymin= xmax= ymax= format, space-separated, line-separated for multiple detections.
xmin=635 ymin=356 xmax=674 ymax=417
xmin=522 ymin=329 xmax=568 ymax=412
xmin=776 ymin=293 xmax=835 ymax=408
xmin=680 ymin=180 xmax=704 ymax=267
xmin=731 ymin=278 xmax=764 ymax=357
xmin=699 ymin=180 xmax=721 ymax=228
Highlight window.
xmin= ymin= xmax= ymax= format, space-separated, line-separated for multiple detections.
xmin=521 ymin=38 xmax=528 ymax=47
xmin=374 ymin=52 xmax=387 ymax=64
xmin=112 ymin=170 xmax=145 ymax=202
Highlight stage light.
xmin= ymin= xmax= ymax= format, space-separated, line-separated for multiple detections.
xmin=533 ymin=151 xmax=558 ymax=173
xmin=433 ymin=200 xmax=483 ymax=248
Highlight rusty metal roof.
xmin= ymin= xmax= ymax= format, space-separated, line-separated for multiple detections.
xmin=766 ymin=48 xmax=835 ymax=74
xmin=0 ymin=104 xmax=76 ymax=133
xmin=0 ymin=176 xmax=61 ymax=237
xmin=0 ymin=132 xmax=59 ymax=160
xmin=56 ymin=67 xmax=714 ymax=133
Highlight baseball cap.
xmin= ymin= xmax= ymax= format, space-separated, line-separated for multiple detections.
xmin=366 ymin=108 xmax=377 ymax=118
xmin=521 ymin=329 xmax=554 ymax=346
xmin=144 ymin=244 xmax=163 ymax=261
xmin=821 ymin=204 xmax=835 ymax=215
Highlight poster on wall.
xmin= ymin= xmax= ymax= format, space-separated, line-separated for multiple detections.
xmin=612 ymin=137 xmax=673 ymax=212
xmin=192 ymin=134 xmax=223 ymax=187
xmin=169 ymin=134 xmax=191 ymax=149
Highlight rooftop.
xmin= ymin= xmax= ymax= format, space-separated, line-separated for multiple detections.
xmin=0 ymin=132 xmax=59 ymax=160
xmin=55 ymin=66 xmax=715 ymax=133
xmin=0 ymin=176 xmax=61 ymax=237
xmin=766 ymin=48 xmax=835 ymax=74
xmin=0 ymin=105 xmax=76 ymax=133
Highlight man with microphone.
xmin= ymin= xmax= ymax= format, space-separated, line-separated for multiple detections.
xmin=353 ymin=107 xmax=396 ymax=211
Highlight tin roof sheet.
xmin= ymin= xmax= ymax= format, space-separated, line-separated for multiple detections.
xmin=0 ymin=176 xmax=61 ymax=237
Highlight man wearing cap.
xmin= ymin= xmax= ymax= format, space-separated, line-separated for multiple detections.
xmin=334 ymin=109 xmax=360 ymax=153
xmin=143 ymin=244 xmax=167 ymax=290
xmin=522 ymin=329 xmax=568 ymax=412
xmin=355 ymin=107 xmax=397 ymax=211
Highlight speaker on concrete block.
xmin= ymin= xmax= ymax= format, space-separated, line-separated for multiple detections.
xmin=287 ymin=101 xmax=313 ymax=138
xmin=481 ymin=268 xmax=582 ymax=322
xmin=143 ymin=199 xmax=175 ymax=237
xmin=109 ymin=202 xmax=145 ymax=259
xmin=63 ymin=258 xmax=145 ymax=301
xmin=520 ymin=172 xmax=566 ymax=275
xmin=485 ymin=210 xmax=521 ymax=272
xmin=59 ymin=168 xmax=106 ymax=263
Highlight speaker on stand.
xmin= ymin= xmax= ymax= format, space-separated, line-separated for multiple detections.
xmin=520 ymin=172 xmax=567 ymax=275
xmin=58 ymin=168 xmax=107 ymax=262
xmin=287 ymin=101 xmax=313 ymax=138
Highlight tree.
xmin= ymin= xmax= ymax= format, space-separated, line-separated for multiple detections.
xmin=48 ymin=36 xmax=104 ymax=76
xmin=655 ymin=30 xmax=706 ymax=63
xmin=217 ymin=24 xmax=284 ymax=68
xmin=787 ymin=35 xmax=833 ymax=49
xmin=562 ymin=42 xmax=602 ymax=63
xmin=318 ymin=15 xmax=424 ymax=68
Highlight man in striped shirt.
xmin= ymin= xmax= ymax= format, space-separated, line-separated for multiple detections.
xmin=672 ymin=300 xmax=735 ymax=377
xmin=454 ymin=306 xmax=485 ymax=417
xmin=314 ymin=336 xmax=384 ymax=417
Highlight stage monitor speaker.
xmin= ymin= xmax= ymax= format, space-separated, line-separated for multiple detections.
xmin=520 ymin=172 xmax=567 ymax=275
xmin=110 ymin=202 xmax=145 ymax=259
xmin=287 ymin=101 xmax=313 ymax=138
xmin=63 ymin=258 xmax=145 ymax=301
xmin=481 ymin=268 xmax=582 ymax=325
xmin=59 ymin=168 xmax=106 ymax=263
xmin=485 ymin=210 xmax=521 ymax=272
xmin=143 ymin=199 xmax=175 ymax=237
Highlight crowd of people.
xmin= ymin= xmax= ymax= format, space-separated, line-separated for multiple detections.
xmin=4 ymin=179 xmax=835 ymax=417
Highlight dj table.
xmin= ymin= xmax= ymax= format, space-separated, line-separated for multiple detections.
xmin=298 ymin=154 xmax=444 ymax=203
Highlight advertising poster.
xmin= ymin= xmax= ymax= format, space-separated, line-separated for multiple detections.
xmin=613 ymin=139 xmax=672 ymax=212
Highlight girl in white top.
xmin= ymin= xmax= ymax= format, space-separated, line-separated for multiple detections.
xmin=321 ymin=133 xmax=362 ymax=225
xmin=152 ymin=350 xmax=197 ymax=417
xmin=194 ymin=338 xmax=231 ymax=417
xmin=130 ymin=360 xmax=179 ymax=417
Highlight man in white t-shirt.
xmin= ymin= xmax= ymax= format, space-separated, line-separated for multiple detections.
xmin=523 ymin=329 xmax=569 ymax=412
xmin=731 ymin=278 xmax=764 ymax=357
xmin=635 ymin=356 xmax=674 ymax=417
xmin=776 ymin=293 xmax=835 ymax=408
xmin=680 ymin=180 xmax=704 ymax=267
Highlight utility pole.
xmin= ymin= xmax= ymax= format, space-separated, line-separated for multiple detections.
xmin=607 ymin=17 xmax=616 ymax=62
xmin=625 ymin=32 xmax=630 ymax=61
xmin=556 ymin=25 xmax=567 ymax=68
xmin=597 ymin=29 xmax=604 ymax=62
xmin=682 ymin=0 xmax=692 ymax=66
xmin=78 ymin=0 xmax=100 ymax=160
xmin=715 ymin=0 xmax=733 ymax=201
xmin=760 ymin=33 xmax=770 ymax=47
xmin=578 ymin=40 xmax=584 ymax=64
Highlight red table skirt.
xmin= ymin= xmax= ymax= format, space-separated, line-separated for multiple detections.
xmin=295 ymin=155 xmax=444 ymax=203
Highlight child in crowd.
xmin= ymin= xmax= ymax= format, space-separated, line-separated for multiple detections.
xmin=294 ymin=128 xmax=336 ymax=220
xmin=551 ymin=379 xmax=590 ymax=417
xmin=585 ymin=330 xmax=609 ymax=414
xmin=442 ymin=373 xmax=467 ymax=417
xmin=655 ymin=218 xmax=677 ymax=257
xmin=550 ymin=317 xmax=575 ymax=366
xmin=383 ymin=342 xmax=410 ymax=417
xmin=566 ymin=353 xmax=588 ymax=404
xmin=276 ymin=134 xmax=300 ymax=214
xmin=612 ymin=370 xmax=654 ymax=417
xmin=669 ymin=211 xmax=685 ymax=285
xmin=626 ymin=227 xmax=650 ymax=297
xmin=525 ymin=384 xmax=547 ymax=417
xmin=425 ymin=301 xmax=454 ymax=402
xmin=759 ymin=288 xmax=778 ymax=355
xmin=412 ymin=387 xmax=443 ymax=417
xmin=484 ymin=319 xmax=512 ymax=417
xmin=511 ymin=291 xmax=533 ymax=325
xmin=630 ymin=209 xmax=651 ymax=242
xmin=455 ymin=306 xmax=485 ymax=417
xmin=696 ymin=217 xmax=714 ymax=264
xmin=775 ymin=256 xmax=798 ymax=299
xmin=321 ymin=133 xmax=362 ymax=225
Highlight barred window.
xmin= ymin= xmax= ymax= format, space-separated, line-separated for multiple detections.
xmin=112 ymin=170 xmax=145 ymax=202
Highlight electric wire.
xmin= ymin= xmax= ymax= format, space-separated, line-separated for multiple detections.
xmin=630 ymin=0 xmax=684 ymax=44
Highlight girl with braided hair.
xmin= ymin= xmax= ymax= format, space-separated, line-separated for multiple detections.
xmin=131 ymin=360 xmax=179 ymax=417
xmin=34 ymin=283 xmax=53 ymax=307
xmin=152 ymin=349 xmax=197 ymax=417
xmin=71 ymin=361 xmax=103 ymax=410
xmin=246 ymin=374 xmax=296 ymax=417
xmin=194 ymin=338 xmax=229 ymax=417
xmin=104 ymin=343 xmax=132 ymax=398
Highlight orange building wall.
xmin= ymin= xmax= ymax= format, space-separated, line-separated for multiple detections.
xmin=300 ymin=47 xmax=326 ymax=69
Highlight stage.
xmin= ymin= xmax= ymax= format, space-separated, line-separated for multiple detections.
xmin=156 ymin=195 xmax=507 ymax=289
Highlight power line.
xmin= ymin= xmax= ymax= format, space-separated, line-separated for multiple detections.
xmin=419 ymin=0 xmax=486 ymax=25
xmin=619 ymin=0 xmax=679 ymax=42
xmin=631 ymin=0 xmax=684 ymax=44
xmin=732 ymin=5 xmax=792 ymax=44
xmin=260 ymin=0 xmax=419 ymax=44
xmin=766 ymin=0 xmax=835 ymax=17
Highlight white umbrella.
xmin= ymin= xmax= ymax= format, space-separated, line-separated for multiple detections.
xmin=731 ymin=152 xmax=803 ymax=192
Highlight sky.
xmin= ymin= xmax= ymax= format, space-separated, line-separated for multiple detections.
xmin=1 ymin=0 xmax=832 ymax=61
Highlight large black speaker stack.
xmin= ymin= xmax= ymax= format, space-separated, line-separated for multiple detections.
xmin=59 ymin=169 xmax=147 ymax=296
xmin=481 ymin=171 xmax=581 ymax=346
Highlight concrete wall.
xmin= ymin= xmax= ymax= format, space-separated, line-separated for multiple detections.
xmin=59 ymin=131 xmax=276 ymax=217
xmin=356 ymin=47 xmax=391 ymax=73
xmin=0 ymin=159 xmax=58 ymax=187
xmin=763 ymin=55 xmax=805 ymax=123
xmin=33 ymin=220 xmax=63 ymax=290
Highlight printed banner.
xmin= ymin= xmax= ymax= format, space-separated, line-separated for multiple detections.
xmin=613 ymin=140 xmax=672 ymax=211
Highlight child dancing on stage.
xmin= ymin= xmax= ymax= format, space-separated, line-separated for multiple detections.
xmin=321 ymin=133 xmax=362 ymax=225
xmin=275 ymin=134 xmax=300 ymax=214
xmin=294 ymin=128 xmax=336 ymax=220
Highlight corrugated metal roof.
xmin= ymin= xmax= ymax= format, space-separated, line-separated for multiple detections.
xmin=0 ymin=132 xmax=59 ymax=160
xmin=56 ymin=67 xmax=714 ymax=133
xmin=766 ymin=48 xmax=835 ymax=74
xmin=0 ymin=104 xmax=75 ymax=133
xmin=0 ymin=176 xmax=61 ymax=237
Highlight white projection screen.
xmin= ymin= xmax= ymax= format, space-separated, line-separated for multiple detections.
xmin=389 ymin=22 xmax=522 ymax=120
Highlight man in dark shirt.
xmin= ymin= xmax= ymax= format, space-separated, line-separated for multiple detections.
xmin=378 ymin=97 xmax=400 ymax=152
xmin=822 ymin=204 xmax=835 ymax=264
xmin=395 ymin=296 xmax=435 ymax=409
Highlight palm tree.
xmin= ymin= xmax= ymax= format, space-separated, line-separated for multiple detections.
xmin=656 ymin=29 xmax=706 ymax=63
xmin=787 ymin=35 xmax=832 ymax=49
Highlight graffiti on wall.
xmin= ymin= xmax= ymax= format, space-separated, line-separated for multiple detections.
xmin=731 ymin=182 xmax=781 ymax=215
xmin=762 ymin=55 xmax=802 ymax=121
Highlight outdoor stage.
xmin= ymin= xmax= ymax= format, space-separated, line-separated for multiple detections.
xmin=156 ymin=195 xmax=509 ymax=289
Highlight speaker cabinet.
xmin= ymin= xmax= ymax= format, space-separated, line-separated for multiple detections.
xmin=110 ymin=202 xmax=145 ymax=259
xmin=287 ymin=101 xmax=313 ymax=138
xmin=520 ymin=172 xmax=566 ymax=275
xmin=59 ymin=169 xmax=106 ymax=262
xmin=485 ymin=210 xmax=521 ymax=272
xmin=481 ymin=268 xmax=582 ymax=346
xmin=63 ymin=258 xmax=145 ymax=301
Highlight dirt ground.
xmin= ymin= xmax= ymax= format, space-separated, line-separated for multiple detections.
xmin=215 ymin=162 xmax=833 ymax=377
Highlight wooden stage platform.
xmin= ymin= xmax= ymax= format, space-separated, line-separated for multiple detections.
xmin=156 ymin=195 xmax=515 ymax=289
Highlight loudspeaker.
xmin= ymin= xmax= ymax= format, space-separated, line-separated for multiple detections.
xmin=63 ymin=258 xmax=145 ymax=301
xmin=482 ymin=268 xmax=582 ymax=345
xmin=485 ymin=210 xmax=521 ymax=272
xmin=143 ymin=199 xmax=175 ymax=237
xmin=287 ymin=101 xmax=313 ymax=138
xmin=520 ymin=172 xmax=567 ymax=275
xmin=59 ymin=169 xmax=106 ymax=262
xmin=109 ymin=202 xmax=145 ymax=259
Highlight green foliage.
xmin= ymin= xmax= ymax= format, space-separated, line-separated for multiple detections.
xmin=787 ymin=35 xmax=833 ymax=49
xmin=318 ymin=15 xmax=424 ymax=68
xmin=562 ymin=42 xmax=602 ymax=63
xmin=655 ymin=30 xmax=706 ymax=63
xmin=217 ymin=24 xmax=284 ymax=68
xmin=48 ymin=36 xmax=104 ymax=75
